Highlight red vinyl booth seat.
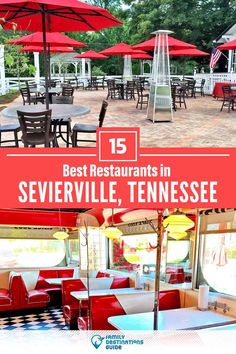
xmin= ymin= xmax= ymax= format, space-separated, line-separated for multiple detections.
xmin=18 ymin=275 xmax=50 ymax=310
xmin=0 ymin=274 xmax=24 ymax=312
xmin=166 ymin=267 xmax=185 ymax=284
xmin=63 ymin=277 xmax=130 ymax=328
xmin=0 ymin=289 xmax=11 ymax=306
xmin=78 ymin=289 xmax=180 ymax=330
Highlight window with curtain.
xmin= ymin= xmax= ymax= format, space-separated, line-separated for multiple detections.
xmin=0 ymin=239 xmax=65 ymax=268
xmin=196 ymin=209 xmax=236 ymax=297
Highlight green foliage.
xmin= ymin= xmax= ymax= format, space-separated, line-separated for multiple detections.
xmin=92 ymin=65 xmax=106 ymax=76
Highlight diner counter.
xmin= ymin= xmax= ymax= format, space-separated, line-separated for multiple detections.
xmin=71 ymin=288 xmax=149 ymax=300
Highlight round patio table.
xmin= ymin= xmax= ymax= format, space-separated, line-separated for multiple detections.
xmin=1 ymin=104 xmax=90 ymax=147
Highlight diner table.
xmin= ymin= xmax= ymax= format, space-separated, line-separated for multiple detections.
xmin=108 ymin=307 xmax=236 ymax=331
xmin=212 ymin=82 xmax=236 ymax=98
xmin=71 ymin=288 xmax=149 ymax=301
xmin=1 ymin=104 xmax=90 ymax=146
xmin=46 ymin=277 xmax=75 ymax=285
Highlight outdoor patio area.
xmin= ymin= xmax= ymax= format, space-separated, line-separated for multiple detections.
xmin=1 ymin=88 xmax=236 ymax=147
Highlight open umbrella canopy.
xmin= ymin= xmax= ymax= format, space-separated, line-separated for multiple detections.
xmin=7 ymin=32 xmax=86 ymax=48
xmin=131 ymin=52 xmax=153 ymax=59
xmin=0 ymin=0 xmax=123 ymax=32
xmin=169 ymin=48 xmax=209 ymax=56
xmin=217 ymin=39 xmax=236 ymax=50
xmin=100 ymin=42 xmax=143 ymax=56
xmin=74 ymin=50 xmax=108 ymax=59
xmin=133 ymin=36 xmax=196 ymax=51
xmin=20 ymin=46 xmax=75 ymax=53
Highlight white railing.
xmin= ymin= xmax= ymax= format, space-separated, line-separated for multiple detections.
xmin=2 ymin=73 xmax=236 ymax=96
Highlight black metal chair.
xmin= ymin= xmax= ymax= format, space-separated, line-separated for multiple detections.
xmin=195 ymin=79 xmax=206 ymax=96
xmin=17 ymin=110 xmax=57 ymax=147
xmin=172 ymin=84 xmax=187 ymax=109
xmin=221 ymin=86 xmax=236 ymax=112
xmin=72 ymin=101 xmax=108 ymax=147
xmin=125 ymin=81 xmax=136 ymax=100
xmin=186 ymin=79 xmax=196 ymax=98
xmin=51 ymin=95 xmax=73 ymax=147
xmin=0 ymin=124 xmax=21 ymax=147
xmin=20 ymin=87 xmax=45 ymax=105
xmin=136 ymin=82 xmax=149 ymax=109
xmin=62 ymin=86 xmax=74 ymax=97
xmin=106 ymin=80 xmax=121 ymax=100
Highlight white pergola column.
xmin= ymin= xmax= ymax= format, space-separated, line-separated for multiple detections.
xmin=33 ymin=52 xmax=40 ymax=85
xmin=0 ymin=45 xmax=6 ymax=95
xmin=87 ymin=59 xmax=91 ymax=77
xmin=81 ymin=58 xmax=86 ymax=78
xmin=228 ymin=50 xmax=233 ymax=72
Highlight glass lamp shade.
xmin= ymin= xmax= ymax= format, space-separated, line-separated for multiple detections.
xmin=163 ymin=213 xmax=194 ymax=232
xmin=124 ymin=254 xmax=141 ymax=264
xmin=168 ymin=231 xmax=187 ymax=240
xmin=53 ymin=230 xmax=69 ymax=240
xmin=102 ymin=226 xmax=123 ymax=239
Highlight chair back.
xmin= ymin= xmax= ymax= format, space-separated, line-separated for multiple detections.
xmin=62 ymin=86 xmax=74 ymax=96
xmin=52 ymin=95 xmax=74 ymax=104
xmin=25 ymin=81 xmax=37 ymax=90
xmin=20 ymin=87 xmax=30 ymax=101
xmin=222 ymin=85 xmax=232 ymax=97
xmin=17 ymin=110 xmax=52 ymax=146
xmin=201 ymin=79 xmax=206 ymax=87
xmin=98 ymin=101 xmax=108 ymax=127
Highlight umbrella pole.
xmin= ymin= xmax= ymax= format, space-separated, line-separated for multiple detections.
xmin=41 ymin=8 xmax=49 ymax=109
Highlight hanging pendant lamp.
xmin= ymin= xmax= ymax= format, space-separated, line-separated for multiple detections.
xmin=102 ymin=209 xmax=123 ymax=239
xmin=53 ymin=209 xmax=69 ymax=240
xmin=163 ymin=209 xmax=194 ymax=233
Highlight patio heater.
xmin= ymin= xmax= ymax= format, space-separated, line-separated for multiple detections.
xmin=147 ymin=30 xmax=173 ymax=123
xmin=123 ymin=55 xmax=132 ymax=80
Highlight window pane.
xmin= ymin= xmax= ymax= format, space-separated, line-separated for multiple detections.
xmin=110 ymin=233 xmax=193 ymax=284
xmin=0 ymin=239 xmax=65 ymax=268
xmin=79 ymin=228 xmax=107 ymax=270
xmin=68 ymin=239 xmax=79 ymax=263
xmin=197 ymin=233 xmax=236 ymax=296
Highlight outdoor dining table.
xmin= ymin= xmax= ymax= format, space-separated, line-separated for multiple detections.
xmin=30 ymin=87 xmax=62 ymax=104
xmin=108 ymin=307 xmax=236 ymax=331
xmin=1 ymin=104 xmax=90 ymax=146
xmin=212 ymin=82 xmax=236 ymax=98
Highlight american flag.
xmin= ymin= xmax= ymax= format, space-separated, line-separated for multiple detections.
xmin=209 ymin=47 xmax=222 ymax=69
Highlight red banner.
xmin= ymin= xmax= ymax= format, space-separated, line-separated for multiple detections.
xmin=0 ymin=128 xmax=235 ymax=208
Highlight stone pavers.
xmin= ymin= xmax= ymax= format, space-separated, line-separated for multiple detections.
xmin=1 ymin=89 xmax=236 ymax=147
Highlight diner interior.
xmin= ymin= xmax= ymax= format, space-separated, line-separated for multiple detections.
xmin=0 ymin=207 xmax=236 ymax=331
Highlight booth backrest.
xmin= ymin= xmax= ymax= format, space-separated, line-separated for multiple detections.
xmin=89 ymin=289 xmax=180 ymax=330
xmin=62 ymin=277 xmax=130 ymax=306
xmin=62 ymin=279 xmax=87 ymax=306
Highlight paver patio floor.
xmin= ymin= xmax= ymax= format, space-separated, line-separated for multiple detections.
xmin=1 ymin=88 xmax=236 ymax=147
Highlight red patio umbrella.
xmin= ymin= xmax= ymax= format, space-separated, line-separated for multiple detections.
xmin=20 ymin=46 xmax=76 ymax=53
xmin=131 ymin=52 xmax=153 ymax=59
xmin=7 ymin=32 xmax=86 ymax=48
xmin=133 ymin=36 xmax=196 ymax=51
xmin=169 ymin=48 xmax=209 ymax=56
xmin=100 ymin=42 xmax=143 ymax=56
xmin=0 ymin=0 xmax=122 ymax=108
xmin=217 ymin=39 xmax=236 ymax=50
xmin=74 ymin=50 xmax=108 ymax=59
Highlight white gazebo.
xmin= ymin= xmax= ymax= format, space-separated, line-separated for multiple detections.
xmin=50 ymin=52 xmax=91 ymax=78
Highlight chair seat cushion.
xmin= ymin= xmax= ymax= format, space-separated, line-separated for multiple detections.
xmin=0 ymin=289 xmax=11 ymax=305
xmin=63 ymin=304 xmax=80 ymax=320
xmin=27 ymin=290 xmax=50 ymax=304
xmin=77 ymin=316 xmax=88 ymax=330
xmin=0 ymin=124 xmax=20 ymax=132
xmin=73 ymin=123 xmax=97 ymax=133
xmin=21 ymin=132 xmax=55 ymax=145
